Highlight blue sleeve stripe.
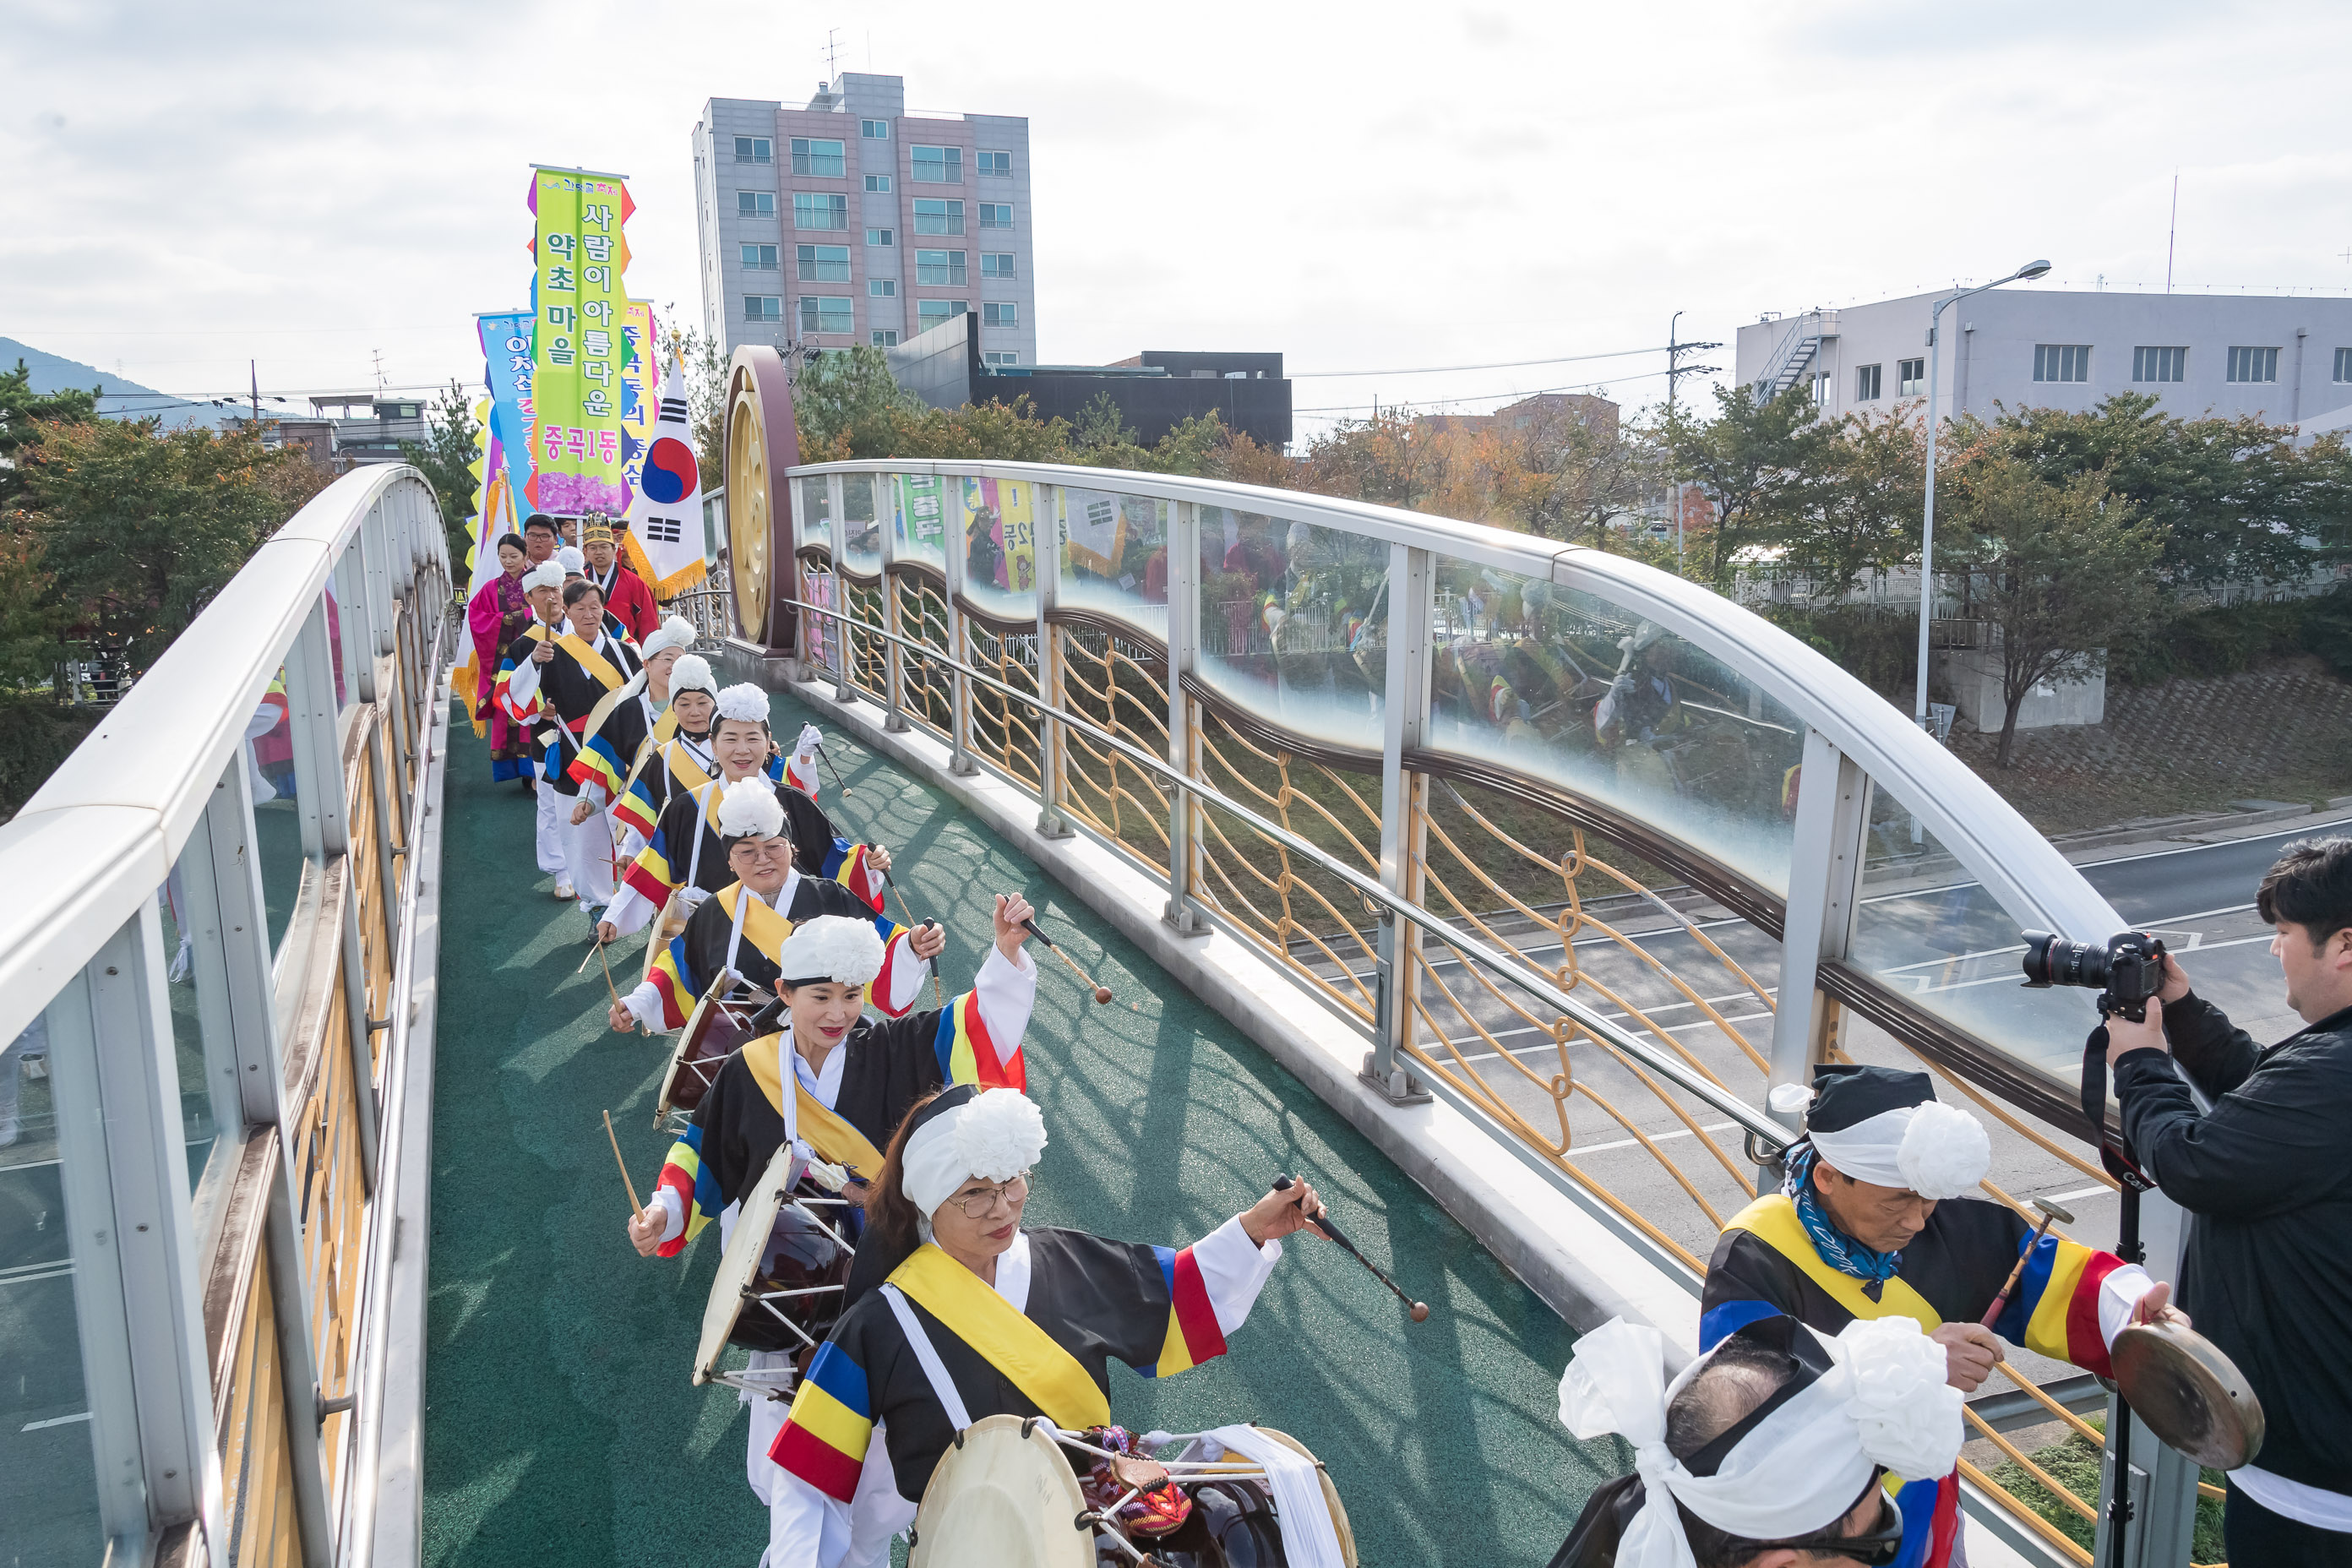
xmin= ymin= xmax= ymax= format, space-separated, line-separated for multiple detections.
xmin=1994 ymin=1231 xmax=2060 ymax=1344
xmin=1699 ymin=1298 xmax=1783 ymax=1351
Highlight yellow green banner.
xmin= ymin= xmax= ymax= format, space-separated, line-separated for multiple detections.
xmin=528 ymin=165 xmax=633 ymax=515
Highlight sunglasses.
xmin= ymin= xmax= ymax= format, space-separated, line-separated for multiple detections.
xmin=1767 ymin=1490 xmax=1905 ymax=1566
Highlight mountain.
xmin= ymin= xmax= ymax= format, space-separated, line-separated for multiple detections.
xmin=1 ymin=337 xmax=242 ymax=429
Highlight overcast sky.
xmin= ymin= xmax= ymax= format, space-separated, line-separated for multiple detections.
xmin=5 ymin=0 xmax=2349 ymax=431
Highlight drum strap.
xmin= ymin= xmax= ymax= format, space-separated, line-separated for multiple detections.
xmin=880 ymin=1284 xmax=973 ymax=1433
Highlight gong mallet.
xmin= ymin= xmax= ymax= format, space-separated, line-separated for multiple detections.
xmin=1021 ymin=916 xmax=1114 ymax=1004
xmin=812 ymin=741 xmax=852 ymax=798
xmin=879 ymin=866 xmax=946 ymax=1007
xmin=603 ymin=1110 xmax=645 ymax=1218
xmin=1979 ymin=1195 xmax=2075 ymax=1329
xmin=1272 ymin=1175 xmax=1429 ymax=1322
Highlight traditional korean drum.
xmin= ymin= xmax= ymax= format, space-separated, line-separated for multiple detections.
xmin=654 ymin=986 xmax=761 ymax=1124
xmin=909 ymin=1414 xmax=1356 ymax=1568
xmin=691 ymin=1142 xmax=858 ymax=1390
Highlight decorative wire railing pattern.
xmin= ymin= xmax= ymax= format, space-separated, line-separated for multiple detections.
xmin=772 ymin=457 xmax=2207 ymax=1567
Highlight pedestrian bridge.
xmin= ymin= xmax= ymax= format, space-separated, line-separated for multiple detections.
xmin=0 ymin=383 xmax=2214 ymax=1565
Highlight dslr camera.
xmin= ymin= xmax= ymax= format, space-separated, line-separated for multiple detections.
xmin=2020 ymin=929 xmax=2168 ymax=1022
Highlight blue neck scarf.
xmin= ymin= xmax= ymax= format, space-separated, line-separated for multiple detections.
xmin=1783 ymin=1142 xmax=1903 ymax=1288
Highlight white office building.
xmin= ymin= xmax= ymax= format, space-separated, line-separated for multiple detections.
xmin=1736 ymin=288 xmax=2352 ymax=437
xmin=691 ymin=73 xmax=1037 ymax=366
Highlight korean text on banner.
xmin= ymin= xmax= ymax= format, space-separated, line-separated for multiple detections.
xmin=529 ymin=166 xmax=634 ymax=516
xmin=477 ymin=309 xmax=536 ymax=512
xmin=960 ymin=476 xmax=1036 ymax=594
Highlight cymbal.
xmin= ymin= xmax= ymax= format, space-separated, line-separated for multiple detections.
xmin=2110 ymin=1320 xmax=2265 ymax=1470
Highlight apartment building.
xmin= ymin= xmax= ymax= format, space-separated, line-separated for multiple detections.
xmin=691 ymin=74 xmax=1037 ymax=367
xmin=1736 ymin=287 xmax=2352 ymax=435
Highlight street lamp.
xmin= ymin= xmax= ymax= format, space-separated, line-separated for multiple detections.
xmin=1914 ymin=259 xmax=2052 ymax=732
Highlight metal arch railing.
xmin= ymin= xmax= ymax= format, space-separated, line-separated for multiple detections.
xmin=0 ymin=464 xmax=452 ymax=1568
xmin=775 ymin=458 xmax=2211 ymax=1568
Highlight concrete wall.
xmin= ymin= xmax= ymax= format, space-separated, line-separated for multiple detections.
xmin=1938 ymin=648 xmax=2107 ymax=732
xmin=1737 ymin=288 xmax=2352 ymax=433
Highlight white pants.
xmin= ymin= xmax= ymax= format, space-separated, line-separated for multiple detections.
xmin=747 ymin=1355 xmax=912 ymax=1568
xmin=533 ymin=776 xmax=567 ymax=878
xmin=562 ymin=800 xmax=618 ymax=910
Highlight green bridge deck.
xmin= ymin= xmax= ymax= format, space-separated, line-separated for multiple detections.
xmin=422 ymin=687 xmax=1614 ymax=1567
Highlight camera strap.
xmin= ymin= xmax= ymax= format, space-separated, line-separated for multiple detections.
xmin=2080 ymin=1025 xmax=2154 ymax=1192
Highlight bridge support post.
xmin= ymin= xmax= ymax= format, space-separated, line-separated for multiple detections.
xmin=1033 ymin=485 xmax=1071 ymax=839
xmin=1162 ymin=502 xmax=1205 ymax=934
xmin=828 ymin=476 xmax=857 ymax=707
xmin=1365 ymin=543 xmax=1432 ymax=1102
xmin=944 ymin=477 xmax=978 ymax=777
xmin=1767 ymin=727 xmax=1870 ymax=1188
xmin=881 ymin=487 xmax=910 ymax=735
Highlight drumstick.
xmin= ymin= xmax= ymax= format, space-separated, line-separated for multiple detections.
xmin=595 ymin=936 xmax=623 ymax=1015
xmin=881 ymin=868 xmax=946 ymax=1008
xmin=603 ymin=1110 xmax=645 ymax=1217
xmin=813 ymin=741 xmax=851 ymax=797
xmin=1021 ymin=917 xmax=1114 ymax=1004
xmin=1272 ymin=1175 xmax=1429 ymax=1322
xmin=1979 ymin=1196 xmax=2076 ymax=1330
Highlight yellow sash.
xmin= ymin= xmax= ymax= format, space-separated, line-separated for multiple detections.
xmin=1721 ymin=1194 xmax=1943 ymax=1328
xmin=887 ymin=1244 xmax=1112 ymax=1430
xmin=663 ymin=735 xmax=714 ymax=794
xmin=717 ymin=881 xmax=797 ymax=967
xmin=742 ymin=1033 xmax=888 ymax=1177
xmin=616 ymin=710 xmax=685 ymax=802
xmin=556 ymin=632 xmax=626 ymax=694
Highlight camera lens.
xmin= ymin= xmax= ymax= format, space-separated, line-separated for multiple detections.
xmin=2020 ymin=930 xmax=2110 ymax=990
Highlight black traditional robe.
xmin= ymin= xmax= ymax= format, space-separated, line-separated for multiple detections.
xmin=499 ymin=624 xmax=641 ymax=798
xmin=630 ymin=871 xmax=917 ymax=1032
xmin=607 ymin=775 xmax=882 ymax=934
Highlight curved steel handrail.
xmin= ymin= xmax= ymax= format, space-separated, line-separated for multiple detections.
xmin=785 ymin=457 xmax=2125 ymax=949
xmin=0 ymin=463 xmax=444 ymax=1070
xmin=786 ymin=591 xmax=1789 ymax=1149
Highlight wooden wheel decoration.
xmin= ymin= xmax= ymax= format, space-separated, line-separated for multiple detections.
xmin=723 ymin=346 xmax=800 ymax=651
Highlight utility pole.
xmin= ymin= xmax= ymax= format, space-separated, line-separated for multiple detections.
xmin=1663 ymin=312 xmax=1721 ymax=574
xmin=250 ymin=359 xmax=260 ymax=423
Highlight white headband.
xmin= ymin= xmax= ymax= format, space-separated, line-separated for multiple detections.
xmin=1560 ymin=1317 xmax=1961 ymax=1568
xmin=901 ymin=1088 xmax=1048 ymax=1221
xmin=715 ymin=776 xmax=785 ymax=841
xmin=774 ymin=916 xmax=883 ymax=988
xmin=642 ymin=614 xmax=699 ymax=659
xmin=715 ymin=683 xmax=769 ymax=724
xmin=1809 ymin=1101 xmax=1990 ymax=1200
xmin=669 ymin=654 xmax=718 ymax=701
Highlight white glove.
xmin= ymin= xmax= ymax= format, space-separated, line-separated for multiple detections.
xmin=679 ymin=885 xmax=712 ymax=912
xmin=794 ymin=723 xmax=823 ymax=760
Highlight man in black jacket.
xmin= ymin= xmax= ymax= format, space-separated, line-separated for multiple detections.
xmin=2108 ymin=835 xmax=2352 ymax=1565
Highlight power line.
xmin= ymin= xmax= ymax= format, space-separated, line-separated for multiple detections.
xmin=1290 ymin=341 xmax=1675 ymax=378
xmin=1293 ymin=365 xmax=1679 ymax=416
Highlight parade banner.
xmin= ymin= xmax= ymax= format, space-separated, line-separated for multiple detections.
xmin=959 ymin=475 xmax=1037 ymax=593
xmin=476 ymin=309 xmax=536 ymax=509
xmin=455 ymin=394 xmax=498 ymax=733
xmin=527 ymin=165 xmax=633 ymax=516
xmin=627 ymin=340 xmax=709 ymax=596
xmin=895 ymin=474 xmax=950 ymax=564
xmin=616 ymin=300 xmax=661 ymax=585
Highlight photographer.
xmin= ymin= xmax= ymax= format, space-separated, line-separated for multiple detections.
xmin=2106 ymin=836 xmax=2352 ymax=1564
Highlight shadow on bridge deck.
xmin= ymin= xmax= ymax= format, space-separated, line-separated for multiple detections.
xmin=423 ymin=688 xmax=1614 ymax=1568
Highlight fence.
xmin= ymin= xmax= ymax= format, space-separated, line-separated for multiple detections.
xmin=775 ymin=460 xmax=2210 ymax=1567
xmin=0 ymin=466 xmax=451 ymax=1568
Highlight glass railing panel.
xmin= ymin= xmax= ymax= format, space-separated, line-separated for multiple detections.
xmin=1421 ymin=562 xmax=1803 ymax=896
xmin=0 ymin=1003 xmax=106 ymax=1563
xmin=797 ymin=474 xmax=831 ymax=552
xmin=162 ymin=848 xmax=242 ymax=1219
xmin=1850 ymin=778 xmax=2102 ymax=1086
xmin=1195 ymin=508 xmax=1388 ymax=752
xmin=956 ymin=474 xmax=1040 ymax=623
xmin=1054 ymin=487 xmax=1169 ymax=644
xmin=249 ymin=665 xmax=308 ymax=958
xmin=841 ymin=474 xmax=883 ymax=575
xmin=890 ymin=472 xmax=950 ymax=574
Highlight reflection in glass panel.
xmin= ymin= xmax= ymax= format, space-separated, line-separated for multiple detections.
xmin=1056 ymin=487 xmax=1168 ymax=642
xmin=890 ymin=472 xmax=949 ymax=574
xmin=1195 ymin=509 xmax=1388 ymax=752
xmin=956 ymin=475 xmax=1040 ymax=622
xmin=1421 ymin=562 xmax=1803 ymax=895
xmin=840 ymin=475 xmax=882 ymax=574
xmin=798 ymin=475 xmax=831 ymax=550
xmin=248 ymin=666 xmax=307 ymax=956
xmin=802 ymin=566 xmax=841 ymax=675
xmin=1850 ymin=779 xmax=2103 ymax=1087
xmin=330 ymin=548 xmax=363 ymax=711
xmin=0 ymin=1004 xmax=106 ymax=1562
xmin=162 ymin=850 xmax=242 ymax=1211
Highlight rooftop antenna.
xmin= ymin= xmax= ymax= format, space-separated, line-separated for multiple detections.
xmin=2166 ymin=172 xmax=2179 ymax=295
xmin=250 ymin=359 xmax=260 ymax=422
xmin=372 ymin=348 xmax=387 ymax=391
xmin=824 ymin=27 xmax=842 ymax=84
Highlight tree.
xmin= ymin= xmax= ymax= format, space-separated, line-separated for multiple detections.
xmin=1786 ymin=406 xmax=1926 ymax=600
xmin=0 ymin=359 xmax=101 ymax=505
xmin=1941 ymin=453 xmax=2168 ymax=766
xmin=399 ymin=378 xmax=480 ymax=569
xmin=1662 ymin=384 xmax=1832 ymax=587
xmin=792 ymin=345 xmax=923 ymax=459
xmin=1486 ymin=404 xmax=1659 ymax=546
xmin=14 ymin=417 xmax=330 ymax=666
xmin=667 ymin=321 xmax=731 ymax=482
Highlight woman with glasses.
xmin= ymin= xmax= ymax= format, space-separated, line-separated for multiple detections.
xmin=755 ymin=1082 xmax=1326 ymax=1568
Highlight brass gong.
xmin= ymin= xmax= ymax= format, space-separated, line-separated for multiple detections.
xmin=721 ymin=346 xmax=800 ymax=650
